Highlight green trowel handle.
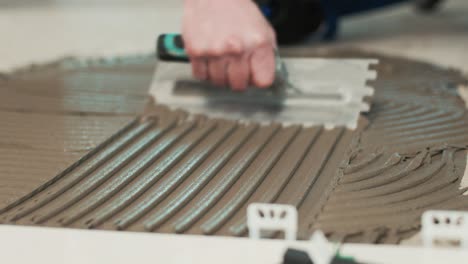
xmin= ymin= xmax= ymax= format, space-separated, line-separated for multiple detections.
xmin=157 ymin=34 xmax=189 ymax=62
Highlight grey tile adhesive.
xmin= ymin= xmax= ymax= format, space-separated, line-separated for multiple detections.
xmin=0 ymin=49 xmax=468 ymax=244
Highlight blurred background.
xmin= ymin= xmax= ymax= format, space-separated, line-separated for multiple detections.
xmin=0 ymin=0 xmax=467 ymax=74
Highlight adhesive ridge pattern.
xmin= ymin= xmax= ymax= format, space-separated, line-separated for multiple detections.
xmin=0 ymin=50 xmax=467 ymax=243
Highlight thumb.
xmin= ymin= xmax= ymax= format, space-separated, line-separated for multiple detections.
xmin=250 ymin=46 xmax=276 ymax=88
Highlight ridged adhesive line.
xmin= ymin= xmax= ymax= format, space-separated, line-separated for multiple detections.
xmin=326 ymin=159 xmax=447 ymax=212
xmin=382 ymin=119 xmax=468 ymax=140
xmin=113 ymin=120 xmax=220 ymax=230
xmin=299 ymin=128 xmax=348 ymax=231
xmin=318 ymin=149 xmax=462 ymax=229
xmin=370 ymin=103 xmax=415 ymax=120
xmin=112 ymin=121 xmax=235 ymax=230
xmin=7 ymin=119 xmax=156 ymax=221
xmin=319 ymin=186 xmax=467 ymax=228
xmin=172 ymin=124 xmax=281 ymax=233
xmin=327 ymin=172 xmax=457 ymax=212
xmin=29 ymin=119 xmax=177 ymax=224
xmin=85 ymin=120 xmax=212 ymax=229
xmin=58 ymin=120 xmax=197 ymax=226
xmin=335 ymin=150 xmax=428 ymax=193
xmin=374 ymin=105 xmax=432 ymax=123
xmin=200 ymin=126 xmax=302 ymax=234
xmin=343 ymin=151 xmax=383 ymax=174
xmin=141 ymin=124 xmax=258 ymax=230
xmin=228 ymin=127 xmax=323 ymax=236
xmin=375 ymin=110 xmax=461 ymax=132
xmin=340 ymin=153 xmax=402 ymax=183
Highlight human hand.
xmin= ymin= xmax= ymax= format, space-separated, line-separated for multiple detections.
xmin=182 ymin=0 xmax=277 ymax=91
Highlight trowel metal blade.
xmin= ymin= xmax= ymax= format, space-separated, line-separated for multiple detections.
xmin=149 ymin=58 xmax=378 ymax=129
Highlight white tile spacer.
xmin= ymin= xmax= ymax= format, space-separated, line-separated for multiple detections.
xmin=247 ymin=203 xmax=297 ymax=241
xmin=308 ymin=231 xmax=335 ymax=264
xmin=422 ymin=210 xmax=468 ymax=248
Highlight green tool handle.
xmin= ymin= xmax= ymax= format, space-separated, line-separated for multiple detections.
xmin=157 ymin=34 xmax=189 ymax=62
xmin=157 ymin=33 xmax=285 ymax=87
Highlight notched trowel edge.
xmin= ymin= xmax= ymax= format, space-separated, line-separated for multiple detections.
xmin=149 ymin=58 xmax=378 ymax=130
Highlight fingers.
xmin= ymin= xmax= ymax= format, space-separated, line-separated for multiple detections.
xmin=184 ymin=25 xmax=275 ymax=90
xmin=182 ymin=0 xmax=277 ymax=90
xmin=208 ymin=57 xmax=229 ymax=87
xmin=191 ymin=58 xmax=208 ymax=81
xmin=193 ymin=55 xmax=250 ymax=91
xmin=250 ymin=45 xmax=276 ymax=88
xmin=227 ymin=55 xmax=250 ymax=91
xmin=191 ymin=47 xmax=274 ymax=90
xmin=187 ymin=38 xmax=244 ymax=88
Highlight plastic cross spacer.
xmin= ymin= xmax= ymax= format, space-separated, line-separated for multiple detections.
xmin=308 ymin=231 xmax=336 ymax=264
xmin=247 ymin=203 xmax=298 ymax=240
xmin=422 ymin=210 xmax=468 ymax=248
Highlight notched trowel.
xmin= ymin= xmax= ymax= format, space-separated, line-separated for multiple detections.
xmin=149 ymin=34 xmax=378 ymax=129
